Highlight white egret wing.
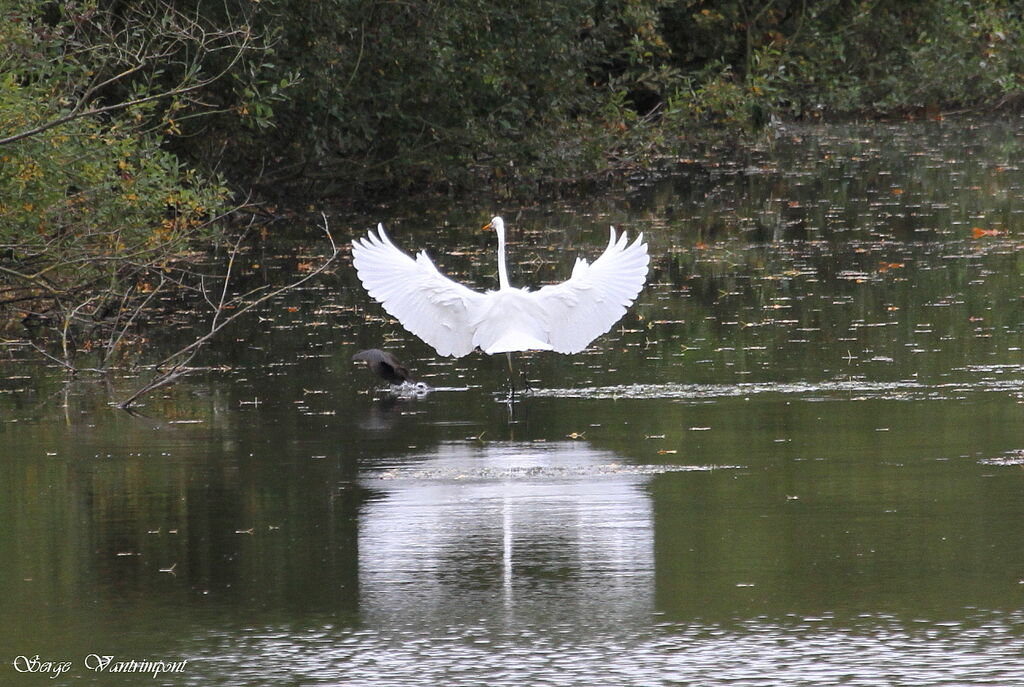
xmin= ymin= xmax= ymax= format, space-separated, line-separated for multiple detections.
xmin=352 ymin=225 xmax=486 ymax=357
xmin=531 ymin=227 xmax=649 ymax=353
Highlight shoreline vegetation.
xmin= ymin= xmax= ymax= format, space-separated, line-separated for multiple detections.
xmin=2 ymin=0 xmax=1023 ymax=401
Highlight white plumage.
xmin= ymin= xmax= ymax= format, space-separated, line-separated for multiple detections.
xmin=351 ymin=216 xmax=649 ymax=358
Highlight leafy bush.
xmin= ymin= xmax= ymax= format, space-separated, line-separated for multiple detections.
xmin=181 ymin=0 xmax=1023 ymax=197
xmin=5 ymin=0 xmax=1024 ymax=262
xmin=0 ymin=2 xmax=231 ymax=346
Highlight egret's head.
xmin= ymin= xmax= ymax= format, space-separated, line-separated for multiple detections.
xmin=482 ymin=216 xmax=504 ymax=235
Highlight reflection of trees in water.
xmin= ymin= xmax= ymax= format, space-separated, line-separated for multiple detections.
xmin=0 ymin=419 xmax=368 ymax=619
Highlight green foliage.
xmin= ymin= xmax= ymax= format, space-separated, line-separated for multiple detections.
xmin=6 ymin=0 xmax=1024 ymax=219
xmin=0 ymin=4 xmax=229 ymax=331
xmin=228 ymin=0 xmax=613 ymax=192
xmin=175 ymin=0 xmax=1022 ymax=197
xmin=665 ymin=0 xmax=1024 ymax=117
xmin=776 ymin=0 xmax=1024 ymax=113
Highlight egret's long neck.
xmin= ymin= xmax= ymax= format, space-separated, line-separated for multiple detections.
xmin=496 ymin=226 xmax=510 ymax=290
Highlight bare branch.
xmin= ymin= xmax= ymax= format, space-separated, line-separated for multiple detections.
xmin=23 ymin=341 xmax=105 ymax=375
xmin=115 ymin=352 xmax=200 ymax=410
xmin=117 ymin=214 xmax=340 ymax=409
xmin=0 ymin=6 xmax=256 ymax=147
xmin=102 ymin=274 xmax=167 ymax=366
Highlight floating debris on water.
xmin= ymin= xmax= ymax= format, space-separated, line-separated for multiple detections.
xmin=979 ymin=450 xmax=1024 ymax=467
xmin=528 ymin=378 xmax=1024 ymax=402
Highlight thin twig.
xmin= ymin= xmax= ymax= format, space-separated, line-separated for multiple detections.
xmin=26 ymin=342 xmax=105 ymax=375
xmin=103 ymin=274 xmax=167 ymax=367
xmin=117 ymin=213 xmax=340 ymax=409
xmin=0 ymin=20 xmax=253 ymax=147
xmin=115 ymin=353 xmax=200 ymax=410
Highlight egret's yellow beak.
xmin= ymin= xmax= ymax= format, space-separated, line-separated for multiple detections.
xmin=482 ymin=221 xmax=492 ymax=231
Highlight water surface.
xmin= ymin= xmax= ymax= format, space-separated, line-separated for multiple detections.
xmin=2 ymin=118 xmax=1024 ymax=685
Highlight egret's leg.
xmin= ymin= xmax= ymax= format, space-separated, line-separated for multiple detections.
xmin=506 ymin=352 xmax=517 ymax=398
xmin=504 ymin=352 xmax=533 ymax=394
xmin=520 ymin=358 xmax=533 ymax=392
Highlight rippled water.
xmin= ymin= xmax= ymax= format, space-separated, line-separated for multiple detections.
xmin=193 ymin=614 xmax=1024 ymax=686
xmin=3 ymin=119 xmax=1024 ymax=685
xmin=182 ymin=439 xmax=1024 ymax=686
xmin=532 ymin=374 xmax=1024 ymax=400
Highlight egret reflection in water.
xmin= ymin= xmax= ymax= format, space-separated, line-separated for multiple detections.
xmin=357 ymin=441 xmax=662 ymax=628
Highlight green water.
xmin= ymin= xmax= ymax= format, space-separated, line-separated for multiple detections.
xmin=2 ymin=119 xmax=1023 ymax=685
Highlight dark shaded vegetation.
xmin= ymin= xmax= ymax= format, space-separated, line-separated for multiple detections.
xmin=202 ymin=0 xmax=1024 ymax=196
xmin=2 ymin=0 xmax=1023 ymax=389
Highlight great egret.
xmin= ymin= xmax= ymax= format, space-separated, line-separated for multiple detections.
xmin=352 ymin=349 xmax=414 ymax=385
xmin=351 ymin=215 xmax=649 ymax=369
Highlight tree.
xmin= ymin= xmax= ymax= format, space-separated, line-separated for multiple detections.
xmin=0 ymin=0 xmax=285 ymax=371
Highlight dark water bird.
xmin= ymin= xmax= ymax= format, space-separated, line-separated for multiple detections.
xmin=352 ymin=349 xmax=414 ymax=385
xmin=351 ymin=216 xmax=649 ymax=361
